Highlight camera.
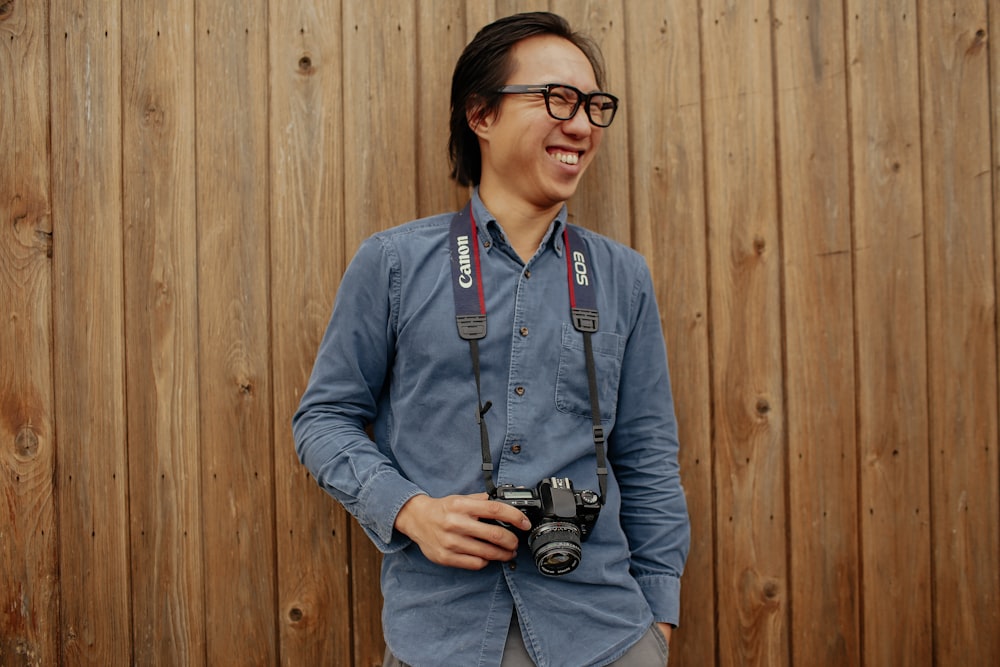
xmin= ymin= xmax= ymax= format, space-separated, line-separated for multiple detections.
xmin=490 ymin=477 xmax=601 ymax=576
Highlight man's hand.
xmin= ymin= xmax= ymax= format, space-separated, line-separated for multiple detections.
xmin=656 ymin=622 xmax=672 ymax=645
xmin=394 ymin=493 xmax=532 ymax=570
xmin=656 ymin=623 xmax=674 ymax=646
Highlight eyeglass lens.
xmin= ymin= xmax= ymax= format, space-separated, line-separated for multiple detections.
xmin=546 ymin=85 xmax=616 ymax=127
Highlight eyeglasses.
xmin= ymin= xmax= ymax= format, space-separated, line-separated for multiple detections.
xmin=497 ymin=83 xmax=619 ymax=128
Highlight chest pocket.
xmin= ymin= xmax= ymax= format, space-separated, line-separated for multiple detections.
xmin=554 ymin=323 xmax=624 ymax=421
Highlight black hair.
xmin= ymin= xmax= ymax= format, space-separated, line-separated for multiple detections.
xmin=447 ymin=12 xmax=607 ymax=187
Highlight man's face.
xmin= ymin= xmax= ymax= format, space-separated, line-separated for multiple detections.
xmin=474 ymin=34 xmax=605 ymax=212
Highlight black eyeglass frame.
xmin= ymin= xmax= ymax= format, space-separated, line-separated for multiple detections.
xmin=497 ymin=83 xmax=619 ymax=128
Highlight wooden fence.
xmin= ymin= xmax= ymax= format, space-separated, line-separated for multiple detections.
xmin=2 ymin=0 xmax=998 ymax=665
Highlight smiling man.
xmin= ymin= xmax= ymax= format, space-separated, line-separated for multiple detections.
xmin=293 ymin=12 xmax=690 ymax=667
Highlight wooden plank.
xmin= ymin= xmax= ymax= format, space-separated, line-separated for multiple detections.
xmin=699 ymin=1 xmax=789 ymax=665
xmin=194 ymin=1 xmax=276 ymax=664
xmin=343 ymin=0 xmax=419 ymax=246
xmin=416 ymin=0 xmax=469 ymax=217
xmin=120 ymin=1 xmax=205 ymax=664
xmin=0 ymin=1 xmax=59 ymax=665
xmin=994 ymin=0 xmax=1000 ymax=526
xmin=496 ymin=0 xmax=552 ymax=19
xmin=845 ymin=2 xmax=932 ymax=664
xmin=48 ymin=1 xmax=131 ymax=663
xmin=771 ymin=3 xmax=861 ymax=665
xmin=552 ymin=0 xmax=631 ymax=245
xmin=993 ymin=3 xmax=1000 ymax=657
xmin=918 ymin=2 xmax=1000 ymax=664
xmin=268 ymin=0 xmax=353 ymax=665
xmin=342 ymin=1 xmax=419 ymax=663
xmin=623 ymin=2 xmax=714 ymax=664
xmin=464 ymin=0 xmax=498 ymax=39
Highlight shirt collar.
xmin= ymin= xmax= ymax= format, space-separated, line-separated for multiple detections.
xmin=470 ymin=187 xmax=569 ymax=257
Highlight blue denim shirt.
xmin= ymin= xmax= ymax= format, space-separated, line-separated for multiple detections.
xmin=293 ymin=190 xmax=690 ymax=667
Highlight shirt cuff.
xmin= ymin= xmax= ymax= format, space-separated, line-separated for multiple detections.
xmin=635 ymin=573 xmax=682 ymax=627
xmin=356 ymin=468 xmax=425 ymax=552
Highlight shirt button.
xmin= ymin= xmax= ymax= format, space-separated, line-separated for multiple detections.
xmin=519 ymin=327 xmax=529 ymax=337
xmin=483 ymin=240 xmax=491 ymax=248
xmin=508 ymin=562 xmax=517 ymax=571
xmin=515 ymin=386 xmax=525 ymax=396
xmin=524 ymin=270 xmax=531 ymax=279
xmin=511 ymin=444 xmax=522 ymax=454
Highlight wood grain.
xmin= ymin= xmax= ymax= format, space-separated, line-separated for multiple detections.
xmin=195 ymin=1 xmax=276 ymax=663
xmin=846 ymin=2 xmax=933 ymax=664
xmin=269 ymin=0 xmax=353 ymax=664
xmin=49 ymin=1 xmax=131 ymax=663
xmin=772 ymin=2 xmax=860 ymax=664
xmin=918 ymin=1 xmax=1000 ymax=664
xmin=0 ymin=0 xmax=58 ymax=664
xmin=121 ymin=2 xmax=205 ymax=664
xmin=700 ymin=1 xmax=789 ymax=665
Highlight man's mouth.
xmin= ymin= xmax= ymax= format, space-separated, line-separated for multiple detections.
xmin=548 ymin=149 xmax=581 ymax=165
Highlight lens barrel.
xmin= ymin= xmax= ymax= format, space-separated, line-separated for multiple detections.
xmin=528 ymin=521 xmax=583 ymax=576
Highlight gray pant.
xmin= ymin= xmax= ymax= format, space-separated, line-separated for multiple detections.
xmin=383 ymin=613 xmax=669 ymax=667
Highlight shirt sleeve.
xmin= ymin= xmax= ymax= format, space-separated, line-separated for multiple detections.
xmin=608 ymin=261 xmax=691 ymax=626
xmin=292 ymin=236 xmax=425 ymax=552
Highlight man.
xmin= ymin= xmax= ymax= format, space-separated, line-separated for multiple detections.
xmin=293 ymin=12 xmax=689 ymax=667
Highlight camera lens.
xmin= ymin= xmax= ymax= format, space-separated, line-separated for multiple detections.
xmin=528 ymin=521 xmax=582 ymax=576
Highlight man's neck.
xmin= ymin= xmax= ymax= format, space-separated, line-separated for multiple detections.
xmin=478 ymin=186 xmax=564 ymax=262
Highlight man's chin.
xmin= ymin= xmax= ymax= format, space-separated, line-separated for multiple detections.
xmin=538 ymin=170 xmax=588 ymax=199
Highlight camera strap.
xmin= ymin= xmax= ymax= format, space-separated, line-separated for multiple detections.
xmin=449 ymin=203 xmax=608 ymax=502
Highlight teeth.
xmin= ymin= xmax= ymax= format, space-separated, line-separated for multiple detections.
xmin=552 ymin=151 xmax=579 ymax=165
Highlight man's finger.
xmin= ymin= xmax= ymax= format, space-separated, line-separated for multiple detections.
xmin=477 ymin=498 xmax=532 ymax=530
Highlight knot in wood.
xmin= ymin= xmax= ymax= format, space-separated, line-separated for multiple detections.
xmin=753 ymin=235 xmax=766 ymax=255
xmin=143 ymin=103 xmax=165 ymax=128
xmin=0 ymin=1 xmax=14 ymax=21
xmin=968 ymin=29 xmax=987 ymax=57
xmin=35 ymin=229 xmax=53 ymax=257
xmin=15 ymin=425 xmax=40 ymax=459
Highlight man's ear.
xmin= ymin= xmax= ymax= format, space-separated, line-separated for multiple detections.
xmin=467 ymin=102 xmax=495 ymax=140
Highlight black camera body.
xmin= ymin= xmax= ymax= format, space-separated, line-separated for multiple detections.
xmin=491 ymin=477 xmax=601 ymax=576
